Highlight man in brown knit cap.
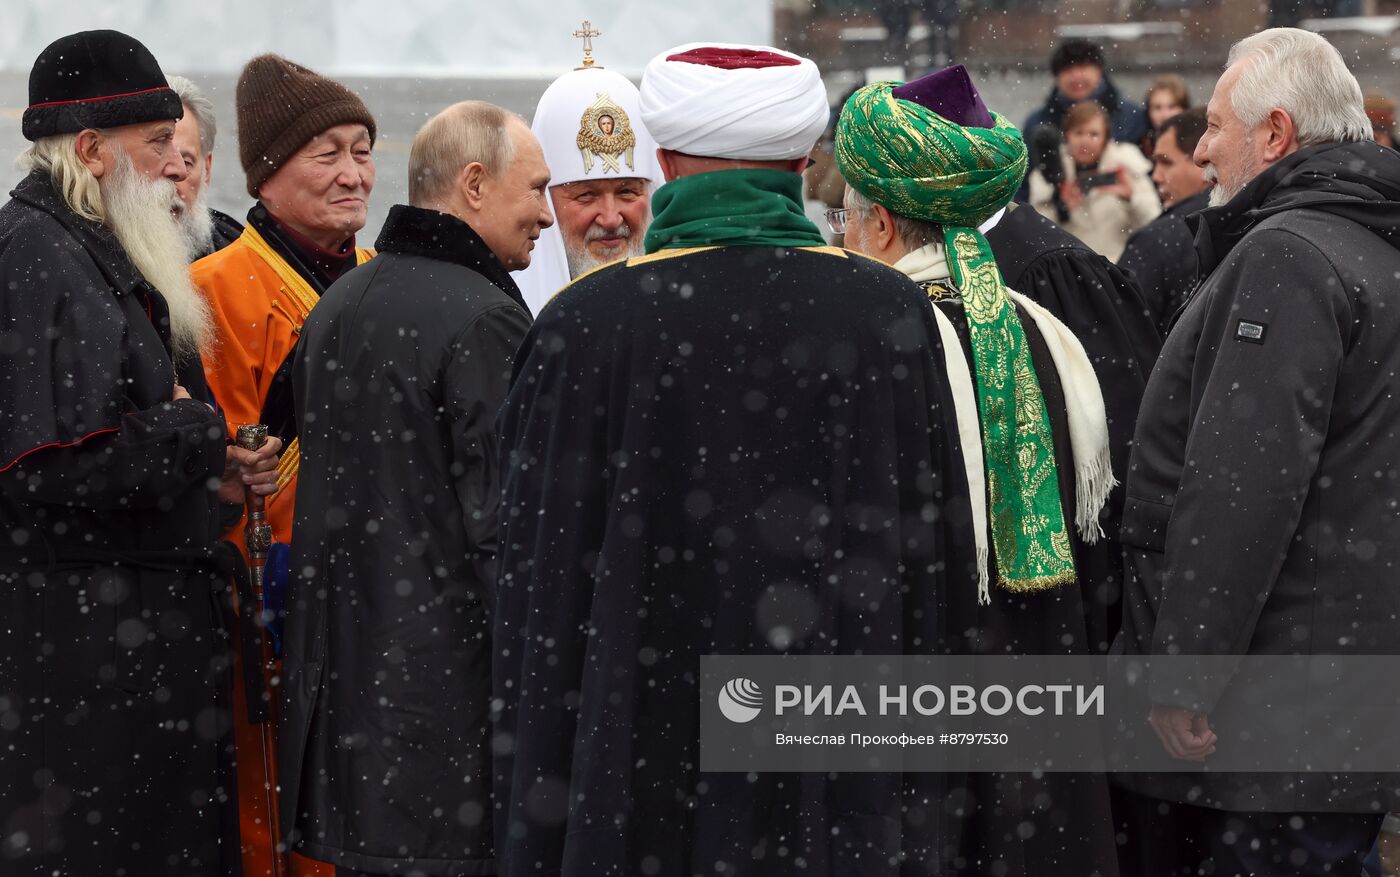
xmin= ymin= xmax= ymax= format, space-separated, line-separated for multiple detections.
xmin=191 ymin=53 xmax=376 ymax=877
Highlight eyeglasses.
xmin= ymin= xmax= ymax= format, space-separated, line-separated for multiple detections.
xmin=825 ymin=207 xmax=851 ymax=235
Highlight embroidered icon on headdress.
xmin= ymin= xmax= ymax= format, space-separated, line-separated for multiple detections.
xmin=576 ymin=92 xmax=636 ymax=174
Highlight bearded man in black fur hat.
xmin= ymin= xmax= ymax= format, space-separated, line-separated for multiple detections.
xmin=0 ymin=30 xmax=279 ymax=876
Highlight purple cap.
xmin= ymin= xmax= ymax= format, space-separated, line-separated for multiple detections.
xmin=890 ymin=64 xmax=995 ymax=130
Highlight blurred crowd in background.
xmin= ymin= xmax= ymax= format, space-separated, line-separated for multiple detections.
xmin=797 ymin=4 xmax=1398 ymax=334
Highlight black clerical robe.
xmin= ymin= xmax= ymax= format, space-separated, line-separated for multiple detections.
xmin=493 ymin=244 xmax=979 ymax=877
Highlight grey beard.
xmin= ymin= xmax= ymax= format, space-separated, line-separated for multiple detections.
xmin=101 ymin=149 xmax=214 ymax=366
xmin=1203 ymin=159 xmax=1259 ymax=208
xmin=177 ymin=187 xmax=216 ymax=262
xmin=565 ymin=223 xmax=646 ymax=278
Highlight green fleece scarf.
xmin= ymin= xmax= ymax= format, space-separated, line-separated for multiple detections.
xmin=643 ymin=168 xmax=826 ymax=252
xmin=836 ymin=81 xmax=1075 ymax=593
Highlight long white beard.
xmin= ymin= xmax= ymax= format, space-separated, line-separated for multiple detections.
xmin=565 ymin=219 xmax=647 ymax=278
xmin=101 ymin=149 xmax=214 ymax=366
xmin=176 ymin=182 xmax=216 ymax=262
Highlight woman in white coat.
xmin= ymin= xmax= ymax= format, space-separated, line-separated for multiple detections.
xmin=1030 ymin=100 xmax=1160 ymax=261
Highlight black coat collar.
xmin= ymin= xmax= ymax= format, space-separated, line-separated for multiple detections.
xmin=374 ymin=205 xmax=527 ymax=311
xmin=11 ymin=171 xmax=145 ymax=295
xmin=1188 ymin=143 xmax=1351 ymax=275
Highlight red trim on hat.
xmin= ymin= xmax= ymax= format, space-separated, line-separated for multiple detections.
xmin=666 ymin=47 xmax=800 ymax=70
xmin=28 ymin=85 xmax=174 ymax=110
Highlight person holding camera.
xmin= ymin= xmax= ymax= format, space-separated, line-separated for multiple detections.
xmin=1029 ymin=101 xmax=1159 ymax=261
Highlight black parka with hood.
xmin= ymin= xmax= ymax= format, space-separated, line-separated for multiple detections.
xmin=1120 ymin=140 xmax=1400 ymax=812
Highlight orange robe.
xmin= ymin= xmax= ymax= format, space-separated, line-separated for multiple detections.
xmin=194 ymin=226 xmax=372 ymax=877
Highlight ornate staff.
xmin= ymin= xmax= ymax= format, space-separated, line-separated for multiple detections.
xmin=233 ymin=423 xmax=283 ymax=877
xmin=235 ymin=424 xmax=274 ymax=597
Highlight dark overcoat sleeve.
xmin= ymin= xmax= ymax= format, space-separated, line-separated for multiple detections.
xmin=1148 ymin=228 xmax=1348 ymax=711
xmin=0 ymin=225 xmax=225 ymax=507
xmin=445 ymin=301 xmax=531 ymax=610
xmin=1 ymin=399 xmax=225 ymax=509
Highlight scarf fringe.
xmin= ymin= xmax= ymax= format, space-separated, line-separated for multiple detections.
xmin=1075 ymin=445 xmax=1117 ymax=545
xmin=977 ymin=542 xmax=991 ymax=606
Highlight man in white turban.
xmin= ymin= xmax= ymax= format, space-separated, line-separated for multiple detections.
xmin=638 ymin=42 xmax=830 ymax=162
xmin=492 ymin=41 xmax=976 ymax=877
xmin=513 ymin=48 xmax=661 ymax=315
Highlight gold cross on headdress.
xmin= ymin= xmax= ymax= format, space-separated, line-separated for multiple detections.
xmin=574 ymin=20 xmax=601 ymax=68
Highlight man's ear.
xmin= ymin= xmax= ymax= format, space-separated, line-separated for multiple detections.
xmin=458 ymin=161 xmax=489 ymax=210
xmin=656 ymin=148 xmax=678 ymax=182
xmin=1262 ymin=108 xmax=1299 ymax=161
xmin=870 ymin=202 xmax=898 ymax=252
xmin=75 ymin=129 xmax=107 ymax=179
xmin=203 ymin=153 xmax=213 ymax=185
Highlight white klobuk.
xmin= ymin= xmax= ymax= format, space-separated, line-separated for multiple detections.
xmin=513 ymin=63 xmax=662 ymax=316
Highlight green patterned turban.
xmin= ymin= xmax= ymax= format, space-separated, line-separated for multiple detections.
xmin=835 ymin=80 xmax=1074 ymax=595
xmin=834 ymin=81 xmax=1026 ymax=228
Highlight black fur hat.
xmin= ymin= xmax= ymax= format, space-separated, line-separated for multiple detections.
xmin=22 ymin=30 xmax=182 ymax=141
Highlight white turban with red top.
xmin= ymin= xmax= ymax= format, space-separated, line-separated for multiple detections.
xmin=639 ymin=43 xmax=829 ymax=161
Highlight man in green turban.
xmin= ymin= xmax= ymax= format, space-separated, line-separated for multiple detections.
xmin=837 ymin=65 xmax=1116 ymax=602
xmin=835 ymin=63 xmax=1122 ymax=877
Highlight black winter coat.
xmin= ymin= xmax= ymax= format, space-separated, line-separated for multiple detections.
xmin=1119 ymin=141 xmax=1400 ymax=812
xmin=280 ymin=206 xmax=530 ymax=874
xmin=1118 ymin=190 xmax=1210 ymax=336
xmin=0 ymin=172 xmax=232 ymax=875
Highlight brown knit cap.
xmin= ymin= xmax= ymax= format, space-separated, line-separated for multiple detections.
xmin=236 ymin=53 xmax=377 ymax=197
